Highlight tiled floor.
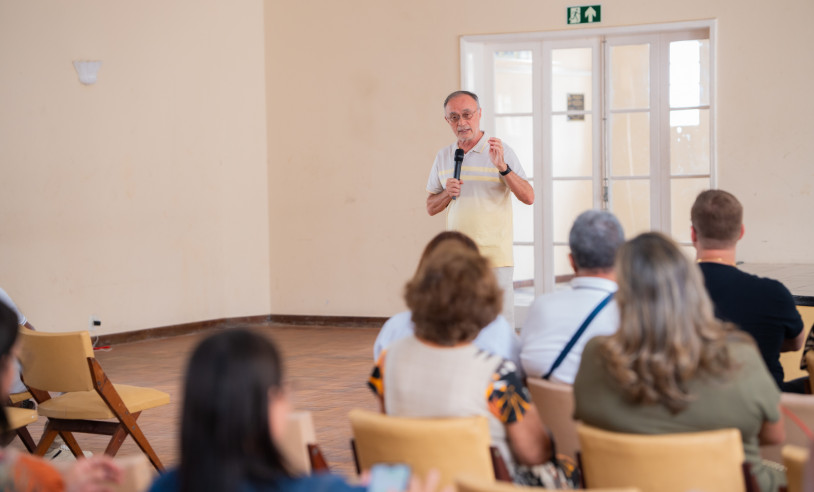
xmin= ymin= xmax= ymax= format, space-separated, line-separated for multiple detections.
xmin=9 ymin=323 xmax=381 ymax=479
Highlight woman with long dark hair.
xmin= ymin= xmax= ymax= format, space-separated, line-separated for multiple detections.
xmin=150 ymin=328 xmax=448 ymax=492
xmin=574 ymin=232 xmax=786 ymax=492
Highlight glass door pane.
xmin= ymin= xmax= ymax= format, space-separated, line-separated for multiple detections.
xmin=552 ymin=48 xmax=593 ymax=112
xmin=607 ymin=41 xmax=652 ymax=234
xmin=549 ymin=44 xmax=598 ymax=289
xmin=611 ymin=180 xmax=651 ymax=237
xmin=668 ymin=37 xmax=712 ymax=242
xmin=493 ymin=50 xmax=534 ymax=283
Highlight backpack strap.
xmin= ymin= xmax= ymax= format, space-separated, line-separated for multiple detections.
xmin=543 ymin=292 xmax=614 ymax=380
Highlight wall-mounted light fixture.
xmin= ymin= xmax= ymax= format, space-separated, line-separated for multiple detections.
xmin=73 ymin=60 xmax=102 ymax=85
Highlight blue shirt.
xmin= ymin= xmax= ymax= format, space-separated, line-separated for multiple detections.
xmin=149 ymin=469 xmax=366 ymax=492
xmin=373 ymin=311 xmax=523 ymax=378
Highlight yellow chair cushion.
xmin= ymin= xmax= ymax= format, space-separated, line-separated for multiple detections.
xmin=37 ymin=385 xmax=170 ymax=420
xmin=8 ymin=391 xmax=33 ymax=405
xmin=5 ymin=407 xmax=38 ymax=430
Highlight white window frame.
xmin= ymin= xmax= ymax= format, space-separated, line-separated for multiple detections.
xmin=461 ymin=20 xmax=717 ymax=296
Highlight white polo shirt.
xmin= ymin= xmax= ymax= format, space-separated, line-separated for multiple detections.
xmin=426 ymin=132 xmax=528 ymax=268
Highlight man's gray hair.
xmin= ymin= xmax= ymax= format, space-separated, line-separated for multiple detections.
xmin=443 ymin=90 xmax=480 ymax=109
xmin=569 ymin=210 xmax=625 ymax=271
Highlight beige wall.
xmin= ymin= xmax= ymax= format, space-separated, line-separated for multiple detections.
xmin=266 ymin=0 xmax=814 ymax=316
xmin=2 ymin=0 xmax=812 ymax=333
xmin=0 ymin=1 xmax=271 ymax=334
xmin=267 ymin=0 xmax=814 ymax=317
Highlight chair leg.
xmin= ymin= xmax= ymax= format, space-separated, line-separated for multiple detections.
xmin=489 ymin=446 xmax=512 ymax=482
xmin=59 ymin=431 xmax=85 ymax=458
xmin=89 ymin=358 xmax=165 ymax=472
xmin=33 ymin=422 xmax=59 ymax=457
xmin=16 ymin=427 xmax=37 ymax=453
xmin=104 ymin=414 xmax=138 ymax=456
xmin=117 ymin=413 xmax=164 ymax=472
xmin=351 ymin=438 xmax=361 ymax=475
xmin=308 ymin=443 xmax=330 ymax=472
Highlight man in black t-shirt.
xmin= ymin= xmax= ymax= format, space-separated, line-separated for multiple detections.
xmin=691 ymin=190 xmax=805 ymax=392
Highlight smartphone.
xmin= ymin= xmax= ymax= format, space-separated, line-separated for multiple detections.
xmin=367 ymin=463 xmax=411 ymax=492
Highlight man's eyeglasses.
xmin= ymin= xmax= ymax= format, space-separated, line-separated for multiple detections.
xmin=445 ymin=110 xmax=478 ymax=123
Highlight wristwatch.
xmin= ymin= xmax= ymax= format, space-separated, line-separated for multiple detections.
xmin=499 ymin=164 xmax=512 ymax=176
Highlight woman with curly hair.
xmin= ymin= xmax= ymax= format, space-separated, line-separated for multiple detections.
xmin=369 ymin=241 xmax=551 ymax=479
xmin=574 ymin=232 xmax=786 ymax=492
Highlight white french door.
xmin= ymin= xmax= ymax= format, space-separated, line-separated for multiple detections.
xmin=463 ymin=22 xmax=714 ymax=299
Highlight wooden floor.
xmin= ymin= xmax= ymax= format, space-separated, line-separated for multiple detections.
xmin=9 ymin=322 xmax=381 ymax=479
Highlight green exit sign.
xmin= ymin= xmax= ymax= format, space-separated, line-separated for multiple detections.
xmin=567 ymin=5 xmax=601 ymax=24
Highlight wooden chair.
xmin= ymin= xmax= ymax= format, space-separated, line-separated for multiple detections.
xmin=761 ymin=393 xmax=814 ymax=463
xmin=279 ymin=410 xmax=329 ymax=474
xmin=577 ymin=423 xmax=758 ymax=492
xmin=782 ymin=444 xmax=809 ymax=492
xmin=526 ymin=378 xmax=579 ymax=460
xmin=807 ymin=351 xmax=814 ymax=395
xmin=348 ymin=409 xmax=509 ymax=489
xmin=17 ymin=329 xmax=170 ymax=471
xmin=456 ymin=474 xmax=640 ymax=492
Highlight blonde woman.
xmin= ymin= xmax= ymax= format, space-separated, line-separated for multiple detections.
xmin=574 ymin=232 xmax=785 ymax=492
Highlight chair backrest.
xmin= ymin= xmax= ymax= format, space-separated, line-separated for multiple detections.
xmin=782 ymin=444 xmax=810 ymax=492
xmin=456 ymin=475 xmax=641 ymax=492
xmin=280 ymin=411 xmax=318 ymax=474
xmin=348 ymin=409 xmax=493 ymax=489
xmin=761 ymin=392 xmax=814 ymax=463
xmin=577 ymin=423 xmax=746 ymax=492
xmin=17 ymin=329 xmax=96 ymax=392
xmin=526 ymin=378 xmax=579 ymax=459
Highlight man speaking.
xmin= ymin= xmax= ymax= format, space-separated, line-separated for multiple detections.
xmin=426 ymin=91 xmax=534 ymax=329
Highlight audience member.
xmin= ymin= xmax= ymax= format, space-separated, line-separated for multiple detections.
xmin=0 ymin=299 xmax=121 ymax=491
xmin=373 ymin=231 xmax=521 ymax=374
xmin=150 ymin=328 xmax=449 ymax=492
xmin=0 ymin=287 xmax=34 ymax=395
xmin=368 ymin=242 xmax=551 ymax=481
xmin=573 ymin=232 xmax=786 ymax=492
xmin=691 ymin=189 xmax=804 ymax=392
xmin=520 ymin=210 xmax=623 ymax=383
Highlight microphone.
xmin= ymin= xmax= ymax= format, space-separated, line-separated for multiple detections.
xmin=453 ymin=149 xmax=464 ymax=200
